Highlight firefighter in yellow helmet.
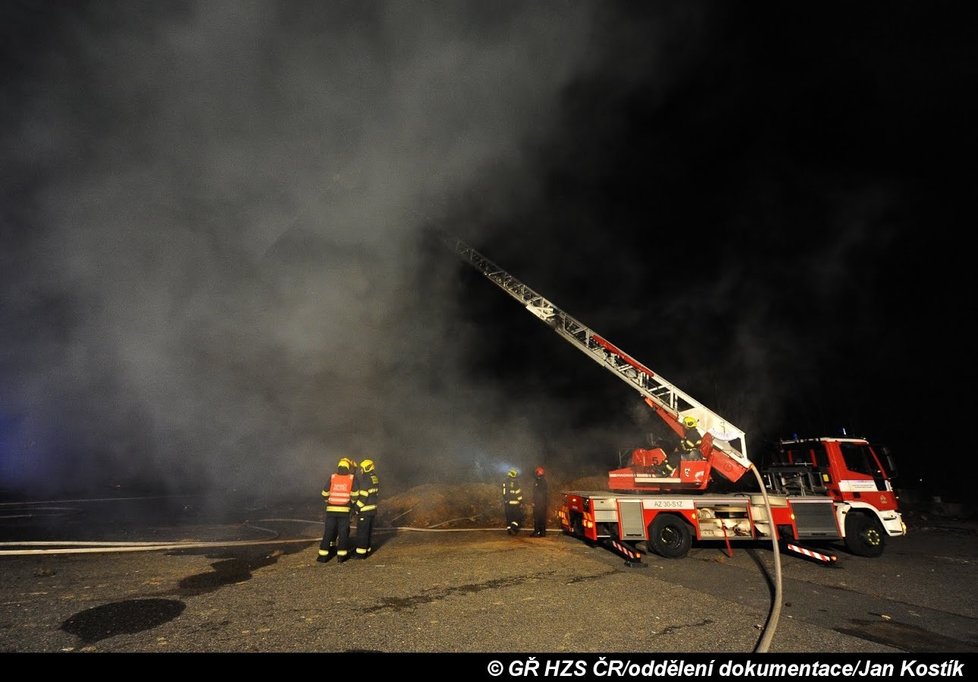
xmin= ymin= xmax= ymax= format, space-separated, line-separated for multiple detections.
xmin=678 ymin=415 xmax=704 ymax=461
xmin=353 ymin=458 xmax=380 ymax=559
xmin=317 ymin=457 xmax=359 ymax=564
xmin=502 ymin=468 xmax=524 ymax=535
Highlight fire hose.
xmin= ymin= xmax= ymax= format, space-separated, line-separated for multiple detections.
xmin=0 ymin=519 xmax=529 ymax=556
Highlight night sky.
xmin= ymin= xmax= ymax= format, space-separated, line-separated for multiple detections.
xmin=1 ymin=2 xmax=975 ymax=501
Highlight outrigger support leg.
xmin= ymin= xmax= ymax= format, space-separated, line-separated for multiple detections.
xmin=605 ymin=538 xmax=647 ymax=568
xmin=784 ymin=542 xmax=838 ymax=566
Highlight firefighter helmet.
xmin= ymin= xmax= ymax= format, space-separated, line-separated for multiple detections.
xmin=507 ymin=468 xmax=519 ymax=478
xmin=337 ymin=457 xmax=353 ymax=472
xmin=535 ymin=466 xmax=545 ymax=477
xmin=682 ymin=416 xmax=698 ymax=429
xmin=360 ymin=459 xmax=375 ymax=473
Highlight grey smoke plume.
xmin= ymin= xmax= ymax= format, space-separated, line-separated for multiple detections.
xmin=3 ymin=2 xmax=708 ymax=496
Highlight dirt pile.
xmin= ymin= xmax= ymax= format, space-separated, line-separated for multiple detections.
xmin=376 ymin=475 xmax=610 ymax=529
xmin=378 ymin=482 xmax=503 ymax=528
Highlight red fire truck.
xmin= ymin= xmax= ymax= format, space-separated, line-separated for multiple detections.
xmin=445 ymin=235 xmax=906 ymax=563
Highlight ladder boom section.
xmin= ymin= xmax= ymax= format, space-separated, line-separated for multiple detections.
xmin=445 ymin=235 xmax=752 ymax=480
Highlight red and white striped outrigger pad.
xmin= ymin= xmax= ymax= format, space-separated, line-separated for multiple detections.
xmin=786 ymin=543 xmax=837 ymax=564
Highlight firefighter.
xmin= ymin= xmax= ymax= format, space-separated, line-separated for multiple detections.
xmin=678 ymin=415 xmax=704 ymax=460
xmin=347 ymin=458 xmax=360 ymax=527
xmin=354 ymin=458 xmax=380 ymax=559
xmin=531 ymin=466 xmax=549 ymax=537
xmin=502 ymin=468 xmax=524 ymax=535
xmin=318 ymin=457 xmax=358 ymax=564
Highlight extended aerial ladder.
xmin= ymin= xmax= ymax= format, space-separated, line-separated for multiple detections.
xmin=443 ymin=234 xmax=752 ymax=489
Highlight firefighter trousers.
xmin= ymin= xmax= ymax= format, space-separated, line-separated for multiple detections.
xmin=355 ymin=513 xmax=376 ymax=557
xmin=320 ymin=511 xmax=352 ymax=558
xmin=505 ymin=505 xmax=523 ymax=534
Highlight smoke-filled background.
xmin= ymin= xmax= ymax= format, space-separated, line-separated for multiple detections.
xmin=1 ymin=2 xmax=975 ymax=500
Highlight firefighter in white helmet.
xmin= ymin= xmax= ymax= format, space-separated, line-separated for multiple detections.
xmin=317 ymin=457 xmax=358 ymax=564
xmin=502 ymin=468 xmax=524 ymax=535
xmin=353 ymin=458 xmax=380 ymax=559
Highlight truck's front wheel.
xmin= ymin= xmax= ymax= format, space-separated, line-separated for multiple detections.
xmin=844 ymin=512 xmax=885 ymax=557
xmin=648 ymin=514 xmax=692 ymax=559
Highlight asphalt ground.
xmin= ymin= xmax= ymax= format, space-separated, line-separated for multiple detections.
xmin=1 ymin=497 xmax=976 ymax=659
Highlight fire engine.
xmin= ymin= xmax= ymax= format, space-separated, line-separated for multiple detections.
xmin=445 ymin=234 xmax=906 ymax=563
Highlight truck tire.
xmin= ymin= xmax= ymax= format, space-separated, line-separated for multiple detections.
xmin=648 ymin=514 xmax=692 ymax=559
xmin=844 ymin=512 xmax=885 ymax=557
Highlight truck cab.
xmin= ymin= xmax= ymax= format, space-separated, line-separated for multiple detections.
xmin=766 ymin=437 xmax=906 ymax=556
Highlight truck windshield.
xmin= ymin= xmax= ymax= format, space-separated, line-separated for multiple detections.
xmin=839 ymin=442 xmax=888 ymax=478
